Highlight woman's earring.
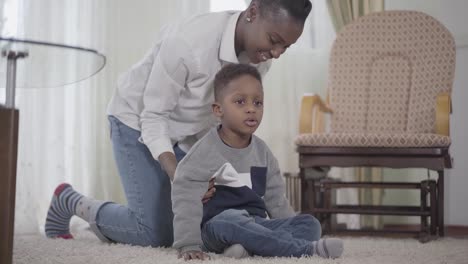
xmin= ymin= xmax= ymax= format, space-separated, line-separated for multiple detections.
xmin=246 ymin=17 xmax=251 ymax=22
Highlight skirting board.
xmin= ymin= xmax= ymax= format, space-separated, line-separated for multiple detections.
xmin=384 ymin=224 xmax=468 ymax=237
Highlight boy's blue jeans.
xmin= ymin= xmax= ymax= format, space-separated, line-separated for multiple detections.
xmin=89 ymin=116 xmax=186 ymax=247
xmin=201 ymin=209 xmax=322 ymax=257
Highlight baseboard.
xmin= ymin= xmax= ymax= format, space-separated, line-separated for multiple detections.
xmin=384 ymin=224 xmax=468 ymax=237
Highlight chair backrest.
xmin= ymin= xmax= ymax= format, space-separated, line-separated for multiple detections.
xmin=328 ymin=11 xmax=456 ymax=134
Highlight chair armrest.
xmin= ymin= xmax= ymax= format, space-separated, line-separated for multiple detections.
xmin=299 ymin=94 xmax=333 ymax=134
xmin=435 ymin=92 xmax=451 ymax=136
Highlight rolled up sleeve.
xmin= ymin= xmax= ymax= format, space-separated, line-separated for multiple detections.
xmin=140 ymin=37 xmax=196 ymax=161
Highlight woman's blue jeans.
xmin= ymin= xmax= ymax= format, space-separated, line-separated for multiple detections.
xmin=201 ymin=209 xmax=322 ymax=257
xmin=90 ymin=116 xmax=186 ymax=247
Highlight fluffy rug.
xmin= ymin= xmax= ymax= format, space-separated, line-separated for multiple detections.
xmin=13 ymin=230 xmax=467 ymax=264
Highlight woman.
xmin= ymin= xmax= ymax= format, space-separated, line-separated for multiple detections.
xmin=45 ymin=0 xmax=312 ymax=247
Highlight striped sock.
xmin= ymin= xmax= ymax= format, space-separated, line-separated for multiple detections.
xmin=312 ymin=238 xmax=344 ymax=258
xmin=45 ymin=183 xmax=83 ymax=239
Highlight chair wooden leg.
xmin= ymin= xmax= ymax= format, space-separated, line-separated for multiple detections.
xmin=324 ymin=184 xmax=332 ymax=233
xmin=300 ymin=168 xmax=308 ymax=213
xmin=429 ymin=180 xmax=437 ymax=236
xmin=300 ymin=169 xmax=324 ymax=230
xmin=308 ymin=179 xmax=317 ymax=214
xmin=437 ymin=170 xmax=445 ymax=236
xmin=420 ymin=181 xmax=428 ymax=234
xmin=0 ymin=108 xmax=19 ymax=264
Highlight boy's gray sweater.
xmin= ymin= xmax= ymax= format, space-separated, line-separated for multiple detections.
xmin=172 ymin=127 xmax=295 ymax=253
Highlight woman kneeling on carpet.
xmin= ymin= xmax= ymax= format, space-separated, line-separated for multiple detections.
xmin=44 ymin=0 xmax=335 ymax=254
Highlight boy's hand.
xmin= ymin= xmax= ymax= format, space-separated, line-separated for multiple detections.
xmin=202 ymin=178 xmax=216 ymax=204
xmin=179 ymin=250 xmax=211 ymax=261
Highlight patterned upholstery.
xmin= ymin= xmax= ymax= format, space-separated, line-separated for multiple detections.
xmin=296 ymin=133 xmax=450 ymax=148
xmin=297 ymin=11 xmax=456 ymax=148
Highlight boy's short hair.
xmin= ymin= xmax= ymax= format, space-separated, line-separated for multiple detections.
xmin=214 ymin=64 xmax=262 ymax=101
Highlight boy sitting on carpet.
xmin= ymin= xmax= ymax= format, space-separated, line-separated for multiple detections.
xmin=171 ymin=64 xmax=344 ymax=260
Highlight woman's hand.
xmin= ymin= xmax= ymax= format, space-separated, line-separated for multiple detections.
xmin=179 ymin=250 xmax=211 ymax=261
xmin=158 ymin=152 xmax=178 ymax=181
xmin=202 ymin=178 xmax=216 ymax=204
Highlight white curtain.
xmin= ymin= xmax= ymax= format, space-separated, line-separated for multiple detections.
xmin=326 ymin=0 xmax=384 ymax=31
xmin=257 ymin=49 xmax=329 ymax=173
xmin=7 ymin=0 xmax=209 ymax=234
xmin=256 ymin=0 xmax=335 ymax=176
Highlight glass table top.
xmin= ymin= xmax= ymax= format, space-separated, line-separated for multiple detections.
xmin=0 ymin=37 xmax=106 ymax=88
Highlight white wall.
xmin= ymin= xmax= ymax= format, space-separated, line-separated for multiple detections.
xmin=386 ymin=0 xmax=468 ymax=226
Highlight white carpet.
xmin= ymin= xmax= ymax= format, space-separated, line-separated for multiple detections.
xmin=13 ymin=230 xmax=468 ymax=264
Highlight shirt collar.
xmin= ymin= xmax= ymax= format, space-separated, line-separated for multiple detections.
xmin=219 ymin=11 xmax=242 ymax=64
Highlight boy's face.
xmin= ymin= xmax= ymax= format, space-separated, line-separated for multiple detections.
xmin=213 ymin=75 xmax=264 ymax=137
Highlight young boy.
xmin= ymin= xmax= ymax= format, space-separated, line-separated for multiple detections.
xmin=172 ymin=64 xmax=343 ymax=261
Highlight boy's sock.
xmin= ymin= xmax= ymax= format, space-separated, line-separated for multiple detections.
xmin=312 ymin=238 xmax=343 ymax=258
xmin=223 ymin=244 xmax=250 ymax=259
xmin=45 ymin=183 xmax=83 ymax=238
